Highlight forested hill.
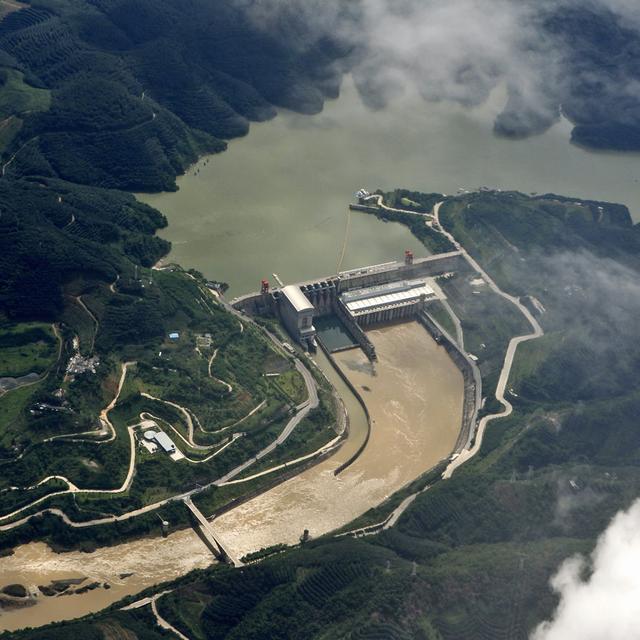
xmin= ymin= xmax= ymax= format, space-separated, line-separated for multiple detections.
xmin=0 ymin=0 xmax=349 ymax=323
xmin=0 ymin=0 xmax=347 ymax=191
xmin=0 ymin=177 xmax=169 ymax=321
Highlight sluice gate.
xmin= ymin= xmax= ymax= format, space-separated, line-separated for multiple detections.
xmin=231 ymin=251 xmax=465 ymax=360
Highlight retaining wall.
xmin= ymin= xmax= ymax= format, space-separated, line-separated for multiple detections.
xmin=418 ymin=310 xmax=481 ymax=452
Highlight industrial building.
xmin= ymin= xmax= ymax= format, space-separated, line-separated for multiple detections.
xmin=278 ymin=284 xmax=317 ymax=351
xmin=340 ymin=279 xmax=437 ymax=327
xmin=234 ymin=251 xmax=463 ymax=358
xmin=144 ymin=429 xmax=177 ymax=454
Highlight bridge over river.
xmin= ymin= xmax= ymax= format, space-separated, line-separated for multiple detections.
xmin=184 ymin=497 xmax=243 ymax=567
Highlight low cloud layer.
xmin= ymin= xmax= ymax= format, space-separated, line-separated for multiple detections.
xmin=531 ymin=498 xmax=640 ymax=640
xmin=239 ymin=0 xmax=640 ymax=142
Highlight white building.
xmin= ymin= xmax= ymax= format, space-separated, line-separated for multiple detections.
xmin=340 ymin=279 xmax=437 ymax=326
xmin=144 ymin=429 xmax=177 ymax=454
xmin=279 ymin=285 xmax=316 ymax=350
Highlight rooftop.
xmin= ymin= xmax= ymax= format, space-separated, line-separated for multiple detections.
xmin=281 ymin=285 xmax=314 ymax=313
xmin=154 ymin=430 xmax=177 ymax=453
xmin=342 ymin=279 xmax=436 ymax=315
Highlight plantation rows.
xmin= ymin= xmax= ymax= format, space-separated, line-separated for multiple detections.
xmin=436 ymin=606 xmax=529 ymax=640
xmin=350 ymin=622 xmax=413 ymax=640
xmin=296 ymin=561 xmax=370 ymax=606
xmin=0 ymin=18 xmax=81 ymax=80
xmin=202 ymin=565 xmax=295 ymax=637
xmin=0 ymin=177 xmax=170 ymax=321
xmin=0 ymin=0 xmax=346 ymax=193
xmin=399 ymin=486 xmax=467 ymax=540
xmin=0 ymin=6 xmax=53 ymax=40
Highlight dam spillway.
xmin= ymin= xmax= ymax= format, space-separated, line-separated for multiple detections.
xmin=231 ymin=249 xmax=466 ymax=358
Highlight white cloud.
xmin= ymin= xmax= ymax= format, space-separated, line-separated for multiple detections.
xmin=593 ymin=0 xmax=640 ymax=27
xmin=531 ymin=498 xmax=640 ymax=640
xmin=237 ymin=0 xmax=640 ymax=135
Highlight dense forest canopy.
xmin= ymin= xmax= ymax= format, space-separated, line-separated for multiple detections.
xmin=0 ymin=0 xmax=638 ymax=198
xmin=0 ymin=0 xmax=349 ymax=322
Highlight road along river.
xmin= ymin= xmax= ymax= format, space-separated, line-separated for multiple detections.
xmin=0 ymin=322 xmax=462 ymax=630
xmin=213 ymin=322 xmax=463 ymax=558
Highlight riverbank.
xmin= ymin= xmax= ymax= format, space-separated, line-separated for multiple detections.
xmin=209 ymin=322 xmax=463 ymax=560
xmin=0 ymin=319 xmax=465 ymax=631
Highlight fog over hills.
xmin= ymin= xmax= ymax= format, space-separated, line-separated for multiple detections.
xmin=244 ymin=0 xmax=640 ymax=150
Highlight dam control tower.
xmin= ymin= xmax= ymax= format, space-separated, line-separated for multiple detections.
xmin=279 ymin=285 xmax=317 ymax=351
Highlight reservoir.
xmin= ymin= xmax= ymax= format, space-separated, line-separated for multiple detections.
xmin=2 ymin=73 xmax=637 ymax=631
xmin=141 ymin=75 xmax=640 ymax=298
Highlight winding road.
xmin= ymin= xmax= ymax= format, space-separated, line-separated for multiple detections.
xmin=74 ymin=295 xmax=99 ymax=353
xmin=1 ymin=196 xmax=542 ymax=560
xmin=0 ymin=362 xmax=136 ymax=525
xmin=337 ymin=196 xmax=544 ymax=529
xmin=208 ymin=348 xmax=233 ymax=393
xmin=363 ymin=193 xmax=436 ymax=219
xmin=429 ymin=201 xmax=544 ymax=478
xmin=0 ymin=350 xmax=320 ymax=531
xmin=151 ymin=595 xmax=190 ymax=640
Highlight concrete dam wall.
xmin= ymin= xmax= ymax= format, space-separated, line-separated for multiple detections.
xmin=232 ymin=251 xmax=465 ymax=317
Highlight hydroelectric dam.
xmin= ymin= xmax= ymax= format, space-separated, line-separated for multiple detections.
xmin=230 ymin=246 xmax=480 ymax=455
xmin=231 ymin=249 xmax=465 ymax=358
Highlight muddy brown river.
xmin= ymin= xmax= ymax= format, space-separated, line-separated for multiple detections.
xmin=213 ymin=322 xmax=463 ymax=556
xmin=0 ymin=322 xmax=462 ymax=630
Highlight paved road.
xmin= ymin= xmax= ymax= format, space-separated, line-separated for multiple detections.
xmin=208 ymin=348 xmax=233 ymax=393
xmin=212 ymin=358 xmax=319 ymax=485
xmin=221 ymin=431 xmax=343 ymax=487
xmin=363 ymin=194 xmax=435 ymax=218
xmin=0 ymin=362 xmax=137 ymax=525
xmin=184 ymin=497 xmax=242 ymax=566
xmin=140 ymin=411 xmax=241 ymax=462
xmin=122 ymin=587 xmax=191 ymax=639
xmin=334 ymin=198 xmax=543 ymax=531
xmin=140 ymin=393 xmax=202 ymax=448
xmin=0 ymin=198 xmax=543 ymax=541
xmin=0 ymin=345 xmax=320 ymax=530
xmin=0 ymin=324 xmax=62 ymax=400
xmin=431 ymin=201 xmax=544 ymax=479
xmin=383 ymin=494 xmax=418 ymax=530
xmin=74 ymin=295 xmax=98 ymax=353
xmin=151 ymin=594 xmax=191 ymax=640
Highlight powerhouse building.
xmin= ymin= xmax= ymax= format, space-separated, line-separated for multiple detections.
xmin=340 ymin=279 xmax=437 ymax=327
xmin=279 ymin=285 xmax=317 ymax=350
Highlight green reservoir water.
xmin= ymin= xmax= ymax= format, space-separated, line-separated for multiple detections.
xmin=314 ymin=316 xmax=357 ymax=352
xmin=140 ymin=76 xmax=640 ymax=297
